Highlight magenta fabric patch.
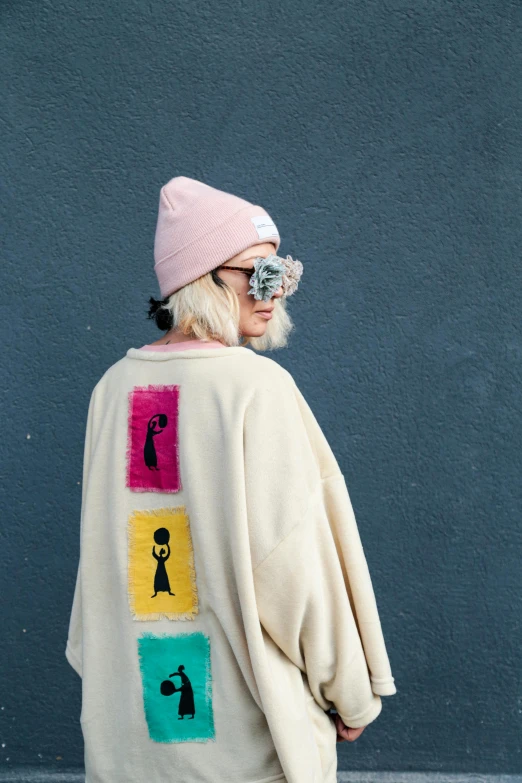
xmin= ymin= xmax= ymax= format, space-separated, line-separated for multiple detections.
xmin=126 ymin=384 xmax=181 ymax=493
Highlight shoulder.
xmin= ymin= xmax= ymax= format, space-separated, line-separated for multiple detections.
xmin=242 ymin=351 xmax=297 ymax=395
xmin=242 ymin=353 xmax=304 ymax=438
xmin=245 ymin=352 xmax=342 ymax=480
xmin=87 ymin=356 xmax=129 ymax=403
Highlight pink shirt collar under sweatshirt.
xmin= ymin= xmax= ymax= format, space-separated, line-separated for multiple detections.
xmin=139 ymin=339 xmax=226 ymax=352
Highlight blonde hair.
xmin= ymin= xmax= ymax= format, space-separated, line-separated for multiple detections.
xmin=149 ymin=268 xmax=295 ymax=351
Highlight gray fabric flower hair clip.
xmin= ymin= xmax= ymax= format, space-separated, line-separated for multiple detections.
xmin=248 ymin=253 xmax=304 ymax=302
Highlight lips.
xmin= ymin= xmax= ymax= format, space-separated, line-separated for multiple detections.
xmin=255 ymin=309 xmax=273 ymax=319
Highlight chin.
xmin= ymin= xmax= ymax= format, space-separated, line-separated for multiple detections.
xmin=240 ymin=322 xmax=268 ymax=338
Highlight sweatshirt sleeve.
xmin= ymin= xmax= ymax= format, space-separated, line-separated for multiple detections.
xmin=254 ymin=478 xmax=385 ymax=728
xmin=247 ymin=370 xmax=397 ymax=728
xmin=65 ymin=563 xmax=83 ymax=678
xmin=65 ymin=385 xmax=97 ymax=679
xmin=291 ymin=381 xmax=397 ymax=700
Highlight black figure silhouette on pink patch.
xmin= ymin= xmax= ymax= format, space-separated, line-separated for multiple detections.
xmin=160 ymin=665 xmax=195 ymax=719
xmin=151 ymin=527 xmax=175 ymax=598
xmin=144 ymin=413 xmax=168 ymax=470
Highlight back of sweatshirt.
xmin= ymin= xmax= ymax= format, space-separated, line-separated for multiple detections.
xmin=65 ymin=342 xmax=397 ymax=783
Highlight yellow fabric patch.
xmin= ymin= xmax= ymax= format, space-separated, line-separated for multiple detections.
xmin=128 ymin=506 xmax=198 ymax=621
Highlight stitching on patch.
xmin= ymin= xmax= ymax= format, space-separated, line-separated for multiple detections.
xmin=125 ymin=387 xmax=135 ymax=490
xmin=128 ymin=506 xmax=199 ymax=621
xmin=202 ymin=632 xmax=215 ymax=740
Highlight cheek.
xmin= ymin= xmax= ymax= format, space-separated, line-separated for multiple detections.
xmin=239 ymin=298 xmax=263 ymax=323
xmin=240 ymin=291 xmax=258 ymax=310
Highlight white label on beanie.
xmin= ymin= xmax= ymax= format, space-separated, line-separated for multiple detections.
xmin=251 ymin=215 xmax=279 ymax=240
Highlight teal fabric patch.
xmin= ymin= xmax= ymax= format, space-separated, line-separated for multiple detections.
xmin=137 ymin=631 xmax=215 ymax=743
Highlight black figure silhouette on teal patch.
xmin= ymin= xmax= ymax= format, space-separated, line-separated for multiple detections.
xmin=151 ymin=527 xmax=175 ymax=598
xmin=160 ymin=665 xmax=195 ymax=719
xmin=144 ymin=413 xmax=168 ymax=470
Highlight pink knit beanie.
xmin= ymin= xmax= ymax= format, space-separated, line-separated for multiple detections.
xmin=153 ymin=176 xmax=281 ymax=298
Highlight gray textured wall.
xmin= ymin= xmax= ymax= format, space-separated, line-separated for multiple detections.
xmin=1 ymin=0 xmax=521 ymax=778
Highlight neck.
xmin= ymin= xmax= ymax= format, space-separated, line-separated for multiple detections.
xmin=152 ymin=329 xmax=226 ymax=347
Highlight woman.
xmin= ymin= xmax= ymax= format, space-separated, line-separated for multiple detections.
xmin=144 ymin=413 xmax=168 ymax=471
xmin=170 ymin=665 xmax=196 ymax=720
xmin=65 ymin=176 xmax=397 ymax=783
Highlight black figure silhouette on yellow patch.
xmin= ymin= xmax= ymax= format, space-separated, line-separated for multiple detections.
xmin=160 ymin=665 xmax=195 ymax=719
xmin=151 ymin=527 xmax=175 ymax=598
xmin=144 ymin=413 xmax=168 ymax=470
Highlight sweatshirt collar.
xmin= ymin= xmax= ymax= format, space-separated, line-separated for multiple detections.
xmin=126 ymin=345 xmax=253 ymax=361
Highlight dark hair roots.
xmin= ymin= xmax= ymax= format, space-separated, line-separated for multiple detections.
xmin=147 ymin=296 xmax=174 ymax=331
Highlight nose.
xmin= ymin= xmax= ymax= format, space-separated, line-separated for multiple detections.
xmin=272 ymin=284 xmax=284 ymax=299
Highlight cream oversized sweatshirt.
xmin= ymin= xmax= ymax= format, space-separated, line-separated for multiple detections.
xmin=65 ymin=340 xmax=397 ymax=783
